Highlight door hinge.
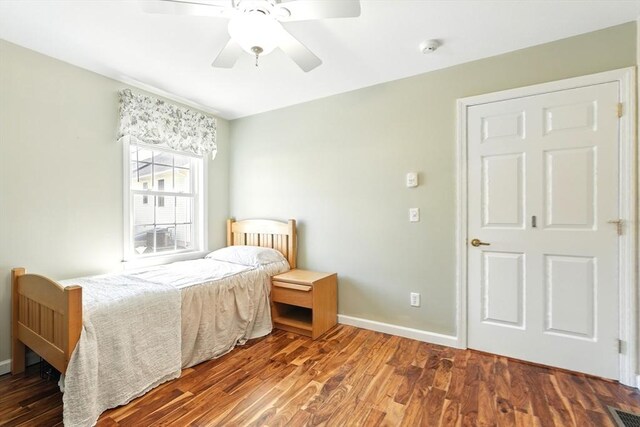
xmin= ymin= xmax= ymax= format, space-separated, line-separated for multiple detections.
xmin=608 ymin=219 xmax=623 ymax=236
xmin=618 ymin=339 xmax=625 ymax=354
xmin=617 ymin=103 xmax=623 ymax=118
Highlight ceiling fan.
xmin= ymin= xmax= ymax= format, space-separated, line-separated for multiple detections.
xmin=142 ymin=0 xmax=361 ymax=72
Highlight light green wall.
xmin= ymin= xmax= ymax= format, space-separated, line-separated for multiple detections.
xmin=0 ymin=40 xmax=230 ymax=362
xmin=229 ymin=22 xmax=637 ymax=336
xmin=0 ymin=22 xmax=635 ymax=363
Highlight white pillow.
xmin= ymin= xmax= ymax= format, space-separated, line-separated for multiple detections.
xmin=205 ymin=245 xmax=287 ymax=267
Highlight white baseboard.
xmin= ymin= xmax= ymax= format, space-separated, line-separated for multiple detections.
xmin=338 ymin=315 xmax=461 ymax=348
xmin=0 ymin=352 xmax=45 ymax=376
xmin=0 ymin=359 xmax=10 ymax=376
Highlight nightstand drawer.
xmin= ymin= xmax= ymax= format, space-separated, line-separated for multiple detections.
xmin=272 ymin=281 xmax=312 ymax=308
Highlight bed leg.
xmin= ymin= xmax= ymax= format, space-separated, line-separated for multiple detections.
xmin=11 ymin=268 xmax=26 ymax=374
xmin=11 ymin=340 xmax=25 ymax=375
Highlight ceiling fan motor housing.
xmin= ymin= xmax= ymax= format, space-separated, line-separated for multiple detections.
xmin=236 ymin=0 xmax=292 ymax=19
xmin=237 ymin=0 xmax=273 ymax=15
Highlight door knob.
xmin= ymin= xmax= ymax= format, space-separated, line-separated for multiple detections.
xmin=470 ymin=238 xmax=490 ymax=247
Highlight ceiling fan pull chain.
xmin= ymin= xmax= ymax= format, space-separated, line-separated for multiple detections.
xmin=250 ymin=46 xmax=264 ymax=68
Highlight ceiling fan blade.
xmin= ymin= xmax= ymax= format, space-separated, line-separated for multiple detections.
xmin=277 ymin=0 xmax=360 ymax=22
xmin=140 ymin=0 xmax=231 ymax=18
xmin=278 ymin=29 xmax=322 ymax=72
xmin=211 ymin=37 xmax=243 ymax=68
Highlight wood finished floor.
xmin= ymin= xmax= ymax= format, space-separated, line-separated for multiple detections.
xmin=1 ymin=325 xmax=639 ymax=426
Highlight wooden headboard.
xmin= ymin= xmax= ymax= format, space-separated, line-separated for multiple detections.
xmin=226 ymin=218 xmax=297 ymax=269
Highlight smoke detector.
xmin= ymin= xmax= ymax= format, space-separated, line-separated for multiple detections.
xmin=420 ymin=40 xmax=440 ymax=54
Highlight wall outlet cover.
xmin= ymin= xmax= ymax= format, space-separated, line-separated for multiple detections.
xmin=409 ymin=208 xmax=420 ymax=222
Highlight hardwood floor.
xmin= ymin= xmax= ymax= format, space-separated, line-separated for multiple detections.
xmin=1 ymin=325 xmax=639 ymax=426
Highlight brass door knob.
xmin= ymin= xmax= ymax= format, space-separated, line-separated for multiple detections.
xmin=470 ymin=238 xmax=490 ymax=247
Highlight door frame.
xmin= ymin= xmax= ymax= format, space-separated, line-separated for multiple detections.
xmin=455 ymin=67 xmax=637 ymax=386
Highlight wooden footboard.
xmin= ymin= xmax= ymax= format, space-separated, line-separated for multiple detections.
xmin=11 ymin=268 xmax=82 ymax=375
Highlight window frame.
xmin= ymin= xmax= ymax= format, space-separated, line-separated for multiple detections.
xmin=122 ymin=138 xmax=208 ymax=267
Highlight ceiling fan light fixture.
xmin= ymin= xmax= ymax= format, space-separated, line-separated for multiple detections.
xmin=228 ymin=13 xmax=282 ymax=56
xmin=143 ymin=0 xmax=362 ymax=72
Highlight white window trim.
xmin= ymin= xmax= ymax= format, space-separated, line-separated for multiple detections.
xmin=122 ymin=137 xmax=208 ymax=269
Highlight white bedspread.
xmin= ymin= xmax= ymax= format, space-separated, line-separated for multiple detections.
xmin=59 ymin=274 xmax=182 ymax=427
xmin=59 ymin=257 xmax=289 ymax=426
xmin=127 ymin=258 xmax=288 ymax=367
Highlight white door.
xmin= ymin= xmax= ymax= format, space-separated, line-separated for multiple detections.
xmin=467 ymin=82 xmax=620 ymax=379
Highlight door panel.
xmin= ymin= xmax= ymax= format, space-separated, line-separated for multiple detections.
xmin=544 ymin=254 xmax=595 ymax=339
xmin=543 ymin=101 xmax=596 ymax=134
xmin=467 ymin=82 xmax=620 ymax=379
xmin=481 ymin=111 xmax=526 ymax=141
xmin=482 ymin=154 xmax=525 ymax=228
xmin=482 ymin=251 xmax=525 ymax=328
xmin=544 ymin=147 xmax=596 ymax=229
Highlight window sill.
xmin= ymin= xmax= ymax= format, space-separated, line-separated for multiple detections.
xmin=122 ymin=250 xmax=210 ymax=270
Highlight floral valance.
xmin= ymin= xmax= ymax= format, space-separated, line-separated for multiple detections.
xmin=117 ymin=89 xmax=217 ymax=157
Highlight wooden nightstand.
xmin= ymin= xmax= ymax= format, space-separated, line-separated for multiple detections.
xmin=271 ymin=269 xmax=337 ymax=339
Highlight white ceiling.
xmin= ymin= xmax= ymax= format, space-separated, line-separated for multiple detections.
xmin=1 ymin=0 xmax=639 ymax=120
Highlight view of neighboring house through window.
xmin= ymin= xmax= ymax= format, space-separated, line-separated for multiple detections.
xmin=157 ymin=179 xmax=165 ymax=207
xmin=128 ymin=143 xmax=202 ymax=257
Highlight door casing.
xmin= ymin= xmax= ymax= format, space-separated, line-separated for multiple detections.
xmin=455 ymin=67 xmax=637 ymax=387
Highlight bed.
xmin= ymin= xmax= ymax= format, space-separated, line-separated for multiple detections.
xmin=10 ymin=218 xmax=297 ymax=426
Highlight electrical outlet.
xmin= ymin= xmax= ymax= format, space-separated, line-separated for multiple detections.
xmin=410 ymin=292 xmax=421 ymax=307
xmin=409 ymin=208 xmax=420 ymax=222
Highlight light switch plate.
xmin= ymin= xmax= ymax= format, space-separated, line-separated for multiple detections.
xmin=406 ymin=172 xmax=418 ymax=188
xmin=410 ymin=292 xmax=421 ymax=307
xmin=409 ymin=208 xmax=420 ymax=222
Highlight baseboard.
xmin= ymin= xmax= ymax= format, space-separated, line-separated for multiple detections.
xmin=0 ymin=352 xmax=44 ymax=376
xmin=0 ymin=359 xmax=10 ymax=376
xmin=338 ymin=315 xmax=461 ymax=348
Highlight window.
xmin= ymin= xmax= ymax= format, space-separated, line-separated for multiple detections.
xmin=157 ymin=179 xmax=165 ymax=207
xmin=125 ymin=142 xmax=205 ymax=259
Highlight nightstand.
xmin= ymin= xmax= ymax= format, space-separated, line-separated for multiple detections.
xmin=271 ymin=269 xmax=337 ymax=339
